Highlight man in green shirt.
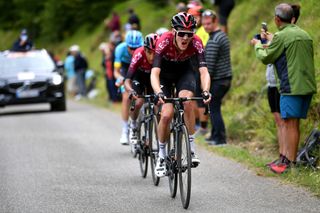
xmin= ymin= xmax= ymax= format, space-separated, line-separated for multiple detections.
xmin=251 ymin=3 xmax=317 ymax=174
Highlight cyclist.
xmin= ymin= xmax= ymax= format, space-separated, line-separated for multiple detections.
xmin=124 ymin=33 xmax=159 ymax=143
xmin=114 ymin=30 xmax=144 ymax=145
xmin=151 ymin=12 xmax=211 ymax=177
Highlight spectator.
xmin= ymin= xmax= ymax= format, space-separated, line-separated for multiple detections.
xmin=127 ymin=8 xmax=141 ymax=30
xmin=202 ymin=10 xmax=232 ymax=145
xmin=187 ymin=0 xmax=202 ymax=9
xmin=176 ymin=2 xmax=187 ymax=13
xmin=251 ymin=3 xmax=317 ymax=174
xmin=70 ymin=45 xmax=88 ymax=99
xmin=188 ymin=5 xmax=210 ymax=136
xmin=64 ymin=50 xmax=77 ymax=96
xmin=107 ymin=12 xmax=121 ymax=32
xmin=100 ymin=42 xmax=120 ymax=102
xmin=11 ymin=29 xmax=33 ymax=52
xmin=156 ymin=27 xmax=169 ymax=36
xmin=212 ymin=0 xmax=235 ymax=34
xmin=263 ymin=4 xmax=301 ymax=168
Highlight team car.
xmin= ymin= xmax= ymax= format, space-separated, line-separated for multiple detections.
xmin=0 ymin=50 xmax=66 ymax=111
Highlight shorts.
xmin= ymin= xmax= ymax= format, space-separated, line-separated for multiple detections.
xmin=267 ymin=87 xmax=280 ymax=113
xmin=67 ymin=76 xmax=77 ymax=93
xmin=280 ymin=95 xmax=313 ymax=119
xmin=159 ymin=59 xmax=196 ymax=97
xmin=131 ymin=71 xmax=153 ymax=95
xmin=120 ymin=62 xmax=130 ymax=77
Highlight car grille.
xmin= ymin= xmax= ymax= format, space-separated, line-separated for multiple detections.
xmin=8 ymin=81 xmax=48 ymax=92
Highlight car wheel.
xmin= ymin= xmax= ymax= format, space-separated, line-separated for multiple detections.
xmin=50 ymin=98 xmax=66 ymax=111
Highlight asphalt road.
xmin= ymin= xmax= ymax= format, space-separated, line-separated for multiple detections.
xmin=0 ymin=101 xmax=319 ymax=213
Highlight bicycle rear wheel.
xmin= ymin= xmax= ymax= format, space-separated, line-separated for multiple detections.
xmin=167 ymin=128 xmax=177 ymax=198
xmin=138 ymin=120 xmax=148 ymax=178
xmin=149 ymin=115 xmax=160 ymax=186
xmin=178 ymin=125 xmax=191 ymax=209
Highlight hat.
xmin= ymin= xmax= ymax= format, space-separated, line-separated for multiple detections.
xmin=69 ymin=45 xmax=80 ymax=52
xmin=99 ymin=42 xmax=107 ymax=51
xmin=188 ymin=6 xmax=203 ymax=16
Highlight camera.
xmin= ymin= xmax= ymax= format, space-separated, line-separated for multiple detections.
xmin=253 ymin=22 xmax=268 ymax=43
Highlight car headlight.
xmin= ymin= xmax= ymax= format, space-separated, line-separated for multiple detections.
xmin=52 ymin=74 xmax=63 ymax=85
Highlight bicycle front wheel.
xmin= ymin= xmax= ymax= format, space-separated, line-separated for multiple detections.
xmin=167 ymin=127 xmax=177 ymax=198
xmin=178 ymin=125 xmax=191 ymax=209
xmin=149 ymin=115 xmax=160 ymax=186
xmin=138 ymin=120 xmax=148 ymax=178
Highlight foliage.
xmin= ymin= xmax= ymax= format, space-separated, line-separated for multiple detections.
xmin=0 ymin=0 xmax=125 ymax=42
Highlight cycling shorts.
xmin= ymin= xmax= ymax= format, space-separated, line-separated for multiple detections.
xmin=267 ymin=86 xmax=280 ymax=113
xmin=159 ymin=59 xmax=196 ymax=97
xmin=131 ymin=71 xmax=153 ymax=95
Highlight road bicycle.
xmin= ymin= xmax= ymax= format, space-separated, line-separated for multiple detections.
xmin=296 ymin=128 xmax=320 ymax=170
xmin=163 ymin=96 xmax=208 ymax=209
xmin=130 ymin=94 xmax=160 ymax=186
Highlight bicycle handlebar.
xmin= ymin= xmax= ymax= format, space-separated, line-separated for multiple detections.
xmin=163 ymin=97 xmax=210 ymax=115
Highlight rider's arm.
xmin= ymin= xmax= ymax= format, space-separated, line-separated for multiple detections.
xmin=113 ymin=63 xmax=122 ymax=80
xmin=150 ymin=67 xmax=162 ymax=94
xmin=124 ymin=78 xmax=134 ymax=92
xmin=113 ymin=44 xmax=124 ymax=80
xmin=199 ymin=67 xmax=211 ymax=92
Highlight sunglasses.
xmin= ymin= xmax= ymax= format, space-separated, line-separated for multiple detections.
xmin=176 ymin=31 xmax=194 ymax=38
xmin=202 ymin=10 xmax=217 ymax=18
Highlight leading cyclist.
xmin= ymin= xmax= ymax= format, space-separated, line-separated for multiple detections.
xmin=151 ymin=12 xmax=211 ymax=177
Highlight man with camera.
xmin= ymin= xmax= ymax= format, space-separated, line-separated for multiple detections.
xmin=251 ymin=3 xmax=317 ymax=174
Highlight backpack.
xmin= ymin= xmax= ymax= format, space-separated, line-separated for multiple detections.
xmin=296 ymin=129 xmax=320 ymax=170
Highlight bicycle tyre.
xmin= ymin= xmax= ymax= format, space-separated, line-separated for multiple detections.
xmin=297 ymin=129 xmax=320 ymax=168
xmin=149 ymin=115 xmax=160 ymax=186
xmin=305 ymin=135 xmax=320 ymax=169
xmin=168 ymin=127 xmax=178 ymax=198
xmin=138 ymin=119 xmax=148 ymax=178
xmin=178 ymin=125 xmax=191 ymax=209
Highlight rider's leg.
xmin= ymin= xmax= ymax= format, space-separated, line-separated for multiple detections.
xmin=179 ymin=90 xmax=195 ymax=135
xmin=120 ymin=91 xmax=130 ymax=144
xmin=158 ymin=103 xmax=174 ymax=159
xmin=130 ymin=98 xmax=144 ymax=128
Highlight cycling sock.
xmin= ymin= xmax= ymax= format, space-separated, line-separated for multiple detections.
xmin=131 ymin=120 xmax=137 ymax=129
xmin=189 ymin=134 xmax=195 ymax=153
xmin=200 ymin=121 xmax=208 ymax=129
xmin=122 ymin=121 xmax=129 ymax=132
xmin=159 ymin=142 xmax=167 ymax=159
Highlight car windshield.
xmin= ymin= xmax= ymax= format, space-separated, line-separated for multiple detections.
xmin=0 ymin=52 xmax=55 ymax=75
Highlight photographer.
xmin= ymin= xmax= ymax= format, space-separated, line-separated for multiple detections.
xmin=251 ymin=3 xmax=317 ymax=174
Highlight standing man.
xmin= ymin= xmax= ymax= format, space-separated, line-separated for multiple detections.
xmin=70 ymin=45 xmax=88 ymax=100
xmin=202 ymin=10 xmax=232 ymax=146
xmin=12 ymin=29 xmax=33 ymax=52
xmin=251 ymin=3 xmax=317 ymax=174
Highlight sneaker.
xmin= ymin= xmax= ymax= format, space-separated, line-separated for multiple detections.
xmin=155 ymin=157 xmax=166 ymax=177
xmin=270 ymin=163 xmax=290 ymax=174
xmin=191 ymin=152 xmax=200 ymax=166
xmin=195 ymin=128 xmax=208 ymax=136
xmin=129 ymin=128 xmax=138 ymax=145
xmin=266 ymin=158 xmax=281 ymax=167
xmin=120 ymin=130 xmax=129 ymax=145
